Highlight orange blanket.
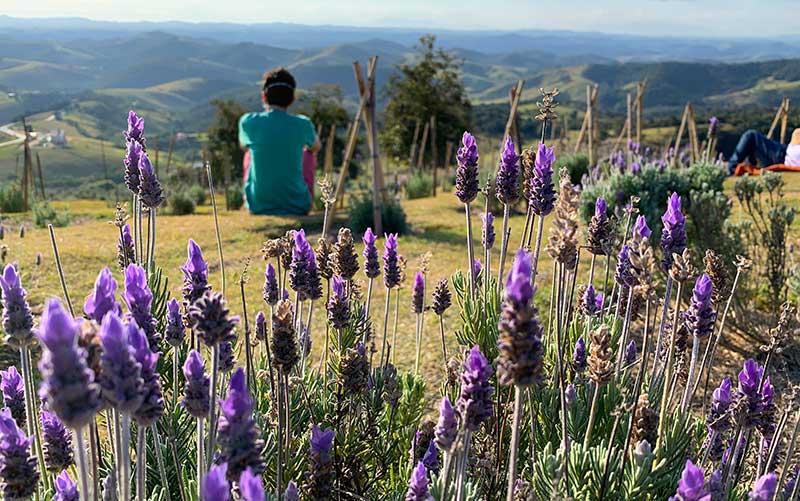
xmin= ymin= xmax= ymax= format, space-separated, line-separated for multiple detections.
xmin=733 ymin=163 xmax=800 ymax=176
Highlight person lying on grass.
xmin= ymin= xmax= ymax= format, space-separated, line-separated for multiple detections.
xmin=239 ymin=67 xmax=321 ymax=215
xmin=728 ymin=127 xmax=800 ymax=174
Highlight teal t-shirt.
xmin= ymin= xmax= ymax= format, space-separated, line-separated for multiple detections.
xmin=239 ymin=110 xmax=316 ymax=215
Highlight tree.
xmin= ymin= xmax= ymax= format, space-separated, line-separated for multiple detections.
xmin=205 ymin=99 xmax=246 ymax=185
xmin=380 ymin=35 xmax=471 ymax=167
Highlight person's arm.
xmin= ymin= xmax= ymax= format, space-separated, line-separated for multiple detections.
xmin=309 ymin=135 xmax=321 ymax=154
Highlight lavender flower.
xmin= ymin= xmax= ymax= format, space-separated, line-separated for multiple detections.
xmin=305 ymin=426 xmax=336 ymax=500
xmin=239 ymin=467 xmax=265 ymax=501
xmin=481 ymin=212 xmax=495 ymax=250
xmin=707 ymin=378 xmax=732 ymax=433
xmin=182 ymin=239 xmax=210 ymax=306
xmin=271 ymin=300 xmax=299 ymax=373
xmin=165 ymin=298 xmax=186 ymax=347
xmin=84 ymin=267 xmax=122 ymax=323
xmin=327 ymin=276 xmax=350 ymax=331
xmin=290 ymin=229 xmax=323 ymax=302
xmin=580 ymin=284 xmax=601 ymax=317
xmin=254 ymin=311 xmax=267 ymax=342
xmin=263 ymin=263 xmax=279 ymax=306
xmin=37 ymin=299 xmax=102 ymax=429
xmin=129 ymin=323 xmax=164 ymax=426
xmin=472 ymin=259 xmax=482 ymax=284
xmin=614 ymin=245 xmax=637 ymax=288
xmin=284 ymin=481 xmax=300 ymax=501
xmin=0 ymin=408 xmax=39 ymax=500
xmin=530 ymin=142 xmax=556 ymax=216
xmin=124 ymin=139 xmax=143 ymax=194
xmin=497 ymin=249 xmax=544 ymax=387
xmin=202 ymin=463 xmax=230 ymax=501
xmin=412 ymin=272 xmax=425 ymax=315
xmin=41 ymin=411 xmax=73 ymax=472
xmin=633 ymin=215 xmax=652 ymax=240
xmin=0 ymin=366 xmax=25 ymax=428
xmin=118 ymin=223 xmax=136 ymax=269
xmin=124 ymin=110 xmax=145 ymax=146
xmin=383 ymin=233 xmax=401 ymax=289
xmin=421 ymin=440 xmax=439 ymax=475
xmin=624 ymin=340 xmax=637 ymax=365
xmin=187 ymin=292 xmax=239 ymax=347
xmin=587 ymin=197 xmax=611 ymax=255
xmin=434 ymin=396 xmax=457 ymax=452
xmin=218 ymin=341 xmax=235 ymax=373
xmin=363 ymin=227 xmax=380 ymax=279
xmin=572 ymin=337 xmax=587 ymax=373
xmin=137 ymin=153 xmax=164 ymax=209
xmin=98 ymin=312 xmax=144 ymax=414
xmin=457 ymin=345 xmax=494 ymax=431
xmin=181 ymin=350 xmax=210 ymax=419
xmin=122 ymin=264 xmax=159 ymax=348
xmin=738 ymin=359 xmax=767 ymax=427
xmin=54 ymin=470 xmax=79 ymax=501
xmin=661 ymin=193 xmax=686 ymax=273
xmin=668 ymin=460 xmax=708 ymax=501
xmin=495 ymin=136 xmax=520 ymax=205
xmin=708 ymin=117 xmax=719 ymax=137
xmin=749 ymin=473 xmax=777 ymax=500
xmin=217 ymin=368 xmax=264 ymax=480
xmin=431 ymin=278 xmax=451 ymax=316
xmin=455 ymin=132 xmax=480 ymax=204
xmin=405 ymin=461 xmax=434 ymax=501
xmin=684 ymin=274 xmax=716 ymax=339
xmin=0 ymin=263 xmax=34 ymax=348
xmin=565 ymin=383 xmax=577 ymax=407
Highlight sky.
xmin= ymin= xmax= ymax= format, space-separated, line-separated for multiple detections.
xmin=2 ymin=0 xmax=797 ymax=37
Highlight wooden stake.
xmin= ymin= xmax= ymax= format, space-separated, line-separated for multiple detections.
xmin=418 ymin=120 xmax=430 ymax=171
xmin=587 ymin=85 xmax=595 ymax=166
xmin=672 ymin=104 xmax=690 ymax=168
xmin=767 ymin=97 xmax=787 ymax=140
xmin=636 ymin=79 xmax=647 ymax=144
xmin=323 ymin=123 xmax=336 ymax=177
xmin=430 ymin=115 xmax=438 ymax=197
xmin=503 ymin=80 xmax=525 ymax=148
xmin=36 ymin=152 xmax=45 ymax=199
xmin=408 ymin=118 xmax=421 ymax=169
xmin=780 ymin=98 xmax=790 ymax=143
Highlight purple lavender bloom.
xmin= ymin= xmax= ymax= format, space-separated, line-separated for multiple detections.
xmin=707 ymin=378 xmax=732 ymax=433
xmin=165 ymin=298 xmax=186 ymax=347
xmin=0 ymin=408 xmax=39 ymax=500
xmin=187 ymin=292 xmax=239 ymax=347
xmin=421 ymin=440 xmax=439 ymax=475
xmin=708 ymin=117 xmax=719 ymax=137
xmin=0 ymin=366 xmax=25 ymax=428
xmin=290 ymin=229 xmax=323 ymax=302
xmin=37 ymin=299 xmax=102 ymax=429
xmin=129 ymin=323 xmax=164 ymax=426
xmin=455 ymin=132 xmax=480 ymax=204
xmin=482 ymin=212 xmax=495 ymax=250
xmin=434 ymin=396 xmax=457 ymax=452
xmin=118 ymin=223 xmax=136 ymax=268
xmin=98 ymin=312 xmax=144 ymax=414
xmin=254 ymin=311 xmax=267 ymax=342
xmin=305 ymin=425 xmax=336 ymax=499
xmin=412 ymin=272 xmax=425 ymax=315
xmin=580 ymin=284 xmax=600 ymax=317
xmin=684 ymin=274 xmax=716 ymax=339
xmin=284 ymin=481 xmax=300 ymax=501
xmin=84 ymin=267 xmax=122 ymax=324
xmin=54 ymin=470 xmax=79 ymax=501
xmin=457 ymin=346 xmax=494 ymax=431
xmin=124 ymin=110 xmax=145 ymax=145
xmin=749 ymin=472 xmax=777 ymax=500
xmin=217 ymin=368 xmax=264 ymax=480
xmin=124 ymin=139 xmax=143 ymax=194
xmin=310 ymin=425 xmax=335 ymax=459
xmin=405 ymin=461 xmax=433 ymax=501
xmin=495 ymin=136 xmax=520 ymax=205
xmin=182 ymin=239 xmax=210 ymax=306
xmin=624 ymin=340 xmax=637 ymax=365
xmin=122 ymin=264 xmax=159 ymax=347
xmin=738 ymin=359 xmax=762 ymax=398
xmin=0 ymin=263 xmax=34 ymax=348
xmin=572 ymin=337 xmax=587 ymax=373
xmin=363 ymin=227 xmax=380 ymax=279
xmin=595 ymin=197 xmax=607 ymax=218
xmin=327 ymin=275 xmax=350 ymax=330
xmin=505 ymin=249 xmax=533 ymax=305
xmin=661 ymin=193 xmax=687 ymax=272
xmin=182 ymin=350 xmax=210 ymax=419
xmin=668 ymin=460 xmax=709 ymax=501
xmin=239 ymin=467 xmax=265 ymax=501
xmin=263 ymin=263 xmax=279 ymax=306
xmin=41 ymin=410 xmax=73 ymax=472
xmin=631 ymin=162 xmax=642 ymax=174
xmin=615 ymin=245 xmax=637 ymax=288
xmin=202 ymin=463 xmax=230 ymax=501
xmin=137 ymin=153 xmax=164 ymax=209
xmin=565 ymin=383 xmax=577 ymax=407
xmin=530 ymin=142 xmax=556 ymax=216
xmin=472 ymin=259 xmax=482 ymax=283
xmin=383 ymin=233 xmax=401 ymax=289
xmin=633 ymin=215 xmax=652 ymax=240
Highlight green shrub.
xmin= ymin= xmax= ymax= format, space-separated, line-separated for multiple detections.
xmin=348 ymin=192 xmax=408 ymax=235
xmin=0 ymin=184 xmax=25 ymax=213
xmin=226 ymin=187 xmax=244 ymax=211
xmin=188 ymin=185 xmax=206 ymax=206
xmin=32 ymin=202 xmax=70 ymax=228
xmin=168 ymin=191 xmax=196 ymax=216
xmin=556 ymin=154 xmax=590 ymax=186
xmin=406 ymin=171 xmax=433 ymax=199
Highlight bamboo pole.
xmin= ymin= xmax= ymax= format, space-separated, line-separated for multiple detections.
xmin=636 ymin=79 xmax=647 ymax=144
xmin=36 ymin=152 xmax=45 ymax=199
xmin=323 ymin=123 xmax=336 ymax=177
xmin=780 ymin=98 xmax=790 ymax=143
xmin=626 ymin=92 xmax=633 ymax=166
xmin=687 ymin=104 xmax=700 ymax=163
xmin=587 ymin=85 xmax=595 ymax=166
xmin=408 ymin=118 xmax=421 ymax=169
xmin=430 ymin=115 xmax=438 ymax=197
xmin=767 ymin=97 xmax=787 ymax=140
xmin=418 ymin=120 xmax=430 ymax=171
xmin=672 ymin=104 xmax=690 ymax=168
xmin=503 ymin=80 xmax=525 ymax=148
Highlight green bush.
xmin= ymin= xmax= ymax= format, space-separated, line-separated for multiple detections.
xmin=168 ymin=191 xmax=196 ymax=216
xmin=556 ymin=154 xmax=590 ymax=186
xmin=188 ymin=185 xmax=206 ymax=206
xmin=406 ymin=171 xmax=433 ymax=199
xmin=348 ymin=192 xmax=408 ymax=235
xmin=0 ymin=184 xmax=25 ymax=213
xmin=226 ymin=187 xmax=244 ymax=211
xmin=32 ymin=202 xmax=70 ymax=228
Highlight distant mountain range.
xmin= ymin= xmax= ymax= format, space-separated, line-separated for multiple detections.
xmin=0 ymin=16 xmax=798 ymax=136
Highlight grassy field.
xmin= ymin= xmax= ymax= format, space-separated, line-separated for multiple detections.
xmin=3 ymin=170 xmax=799 ymax=380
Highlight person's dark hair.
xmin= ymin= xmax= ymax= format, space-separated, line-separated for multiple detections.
xmin=263 ymin=67 xmax=296 ymax=108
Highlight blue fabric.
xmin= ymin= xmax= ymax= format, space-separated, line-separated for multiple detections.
xmin=728 ymin=129 xmax=787 ymax=174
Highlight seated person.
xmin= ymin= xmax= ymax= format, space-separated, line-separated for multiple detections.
xmin=239 ymin=67 xmax=320 ymax=215
xmin=728 ymin=128 xmax=800 ymax=174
